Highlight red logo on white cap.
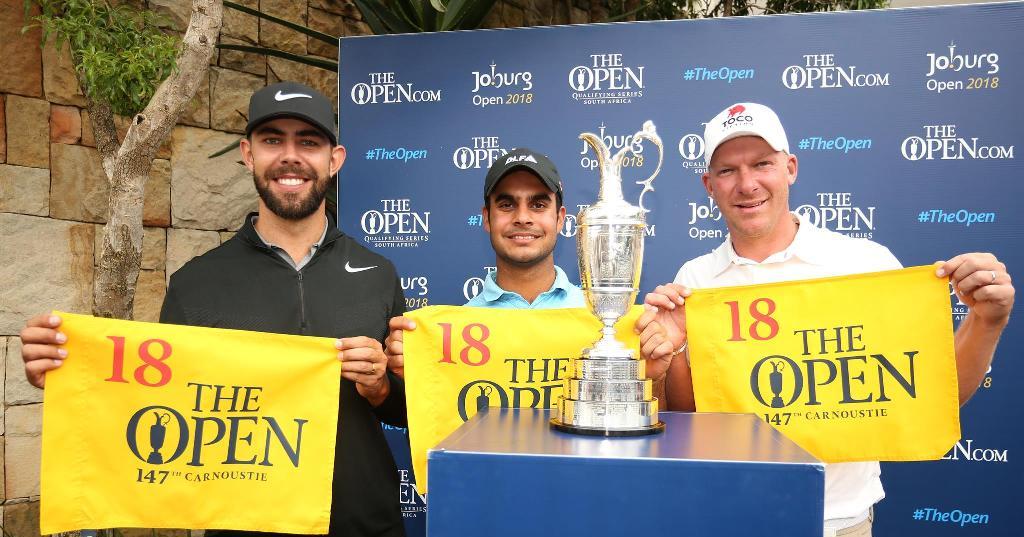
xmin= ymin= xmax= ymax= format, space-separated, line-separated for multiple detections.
xmin=728 ymin=104 xmax=746 ymax=117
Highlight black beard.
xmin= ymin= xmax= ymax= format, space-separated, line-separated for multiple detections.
xmin=253 ymin=165 xmax=332 ymax=220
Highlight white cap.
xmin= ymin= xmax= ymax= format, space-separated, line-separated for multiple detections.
xmin=703 ymin=102 xmax=789 ymax=167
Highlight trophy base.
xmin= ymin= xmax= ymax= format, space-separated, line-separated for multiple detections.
xmin=567 ymin=378 xmax=653 ymax=401
xmin=554 ymin=397 xmax=662 ymax=431
xmin=572 ymin=355 xmax=645 ymax=380
xmin=550 ymin=418 xmax=665 ymax=437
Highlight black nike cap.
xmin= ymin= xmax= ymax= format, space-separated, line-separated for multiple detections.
xmin=246 ymin=81 xmax=336 ymax=144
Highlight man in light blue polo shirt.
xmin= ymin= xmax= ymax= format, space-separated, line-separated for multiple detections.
xmin=465 ymin=147 xmax=585 ymax=309
xmin=385 ymin=148 xmax=584 ymax=375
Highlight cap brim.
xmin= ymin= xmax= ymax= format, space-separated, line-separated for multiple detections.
xmin=720 ymin=130 xmax=786 ymax=152
xmin=246 ymin=112 xmax=337 ymax=144
xmin=706 ymin=130 xmax=788 ymax=166
xmin=485 ymin=163 xmax=561 ymax=197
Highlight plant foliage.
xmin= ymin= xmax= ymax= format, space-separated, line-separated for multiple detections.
xmin=610 ymin=0 xmax=889 ymax=21
xmin=354 ymin=0 xmax=500 ymax=34
xmin=26 ymin=0 xmax=180 ymax=116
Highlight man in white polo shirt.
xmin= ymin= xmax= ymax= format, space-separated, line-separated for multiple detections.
xmin=635 ymin=102 xmax=1015 ymax=536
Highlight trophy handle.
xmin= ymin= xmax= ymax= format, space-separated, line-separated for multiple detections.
xmin=579 ymin=123 xmax=663 ymax=210
xmin=579 ymin=132 xmax=620 ymax=202
xmin=629 ymin=121 xmax=663 ymax=213
xmin=579 ymin=132 xmax=612 ymax=175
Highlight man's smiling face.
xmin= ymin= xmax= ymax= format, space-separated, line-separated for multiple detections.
xmin=483 ymin=170 xmax=566 ymax=269
xmin=241 ymin=117 xmax=343 ymax=220
xmin=702 ymin=135 xmax=797 ymax=246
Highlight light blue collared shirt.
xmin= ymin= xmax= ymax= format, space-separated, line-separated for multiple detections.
xmin=464 ymin=265 xmax=586 ymax=309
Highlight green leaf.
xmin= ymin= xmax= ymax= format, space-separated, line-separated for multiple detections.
xmin=216 ymin=44 xmax=339 ymax=71
xmin=352 ymin=0 xmax=392 ymax=34
xmin=389 ymin=0 xmax=429 ymax=32
xmin=419 ymin=0 xmax=440 ymax=30
xmin=353 ymin=0 xmax=421 ymax=34
xmin=441 ymin=0 xmax=499 ymax=30
xmin=401 ymin=0 xmax=425 ymax=26
xmin=429 ymin=0 xmax=448 ymax=13
xmin=224 ymin=1 xmax=339 ymax=44
xmin=28 ymin=0 xmax=180 ymax=116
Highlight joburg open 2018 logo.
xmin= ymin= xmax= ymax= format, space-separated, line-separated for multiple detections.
xmin=686 ymin=196 xmax=723 ymax=241
xmin=925 ymin=41 xmax=1001 ymax=94
xmin=361 ymin=198 xmax=431 ymax=248
xmin=568 ymin=53 xmax=645 ymax=104
xmin=471 ymin=61 xmax=534 ymax=109
xmin=350 ymin=72 xmax=442 ymax=105
xmin=401 ymin=275 xmax=429 ymax=310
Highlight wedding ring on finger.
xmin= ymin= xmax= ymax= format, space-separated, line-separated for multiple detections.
xmin=990 ymin=270 xmax=997 ymax=284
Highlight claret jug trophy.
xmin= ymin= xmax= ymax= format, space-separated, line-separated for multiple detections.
xmin=552 ymin=121 xmax=665 ymax=436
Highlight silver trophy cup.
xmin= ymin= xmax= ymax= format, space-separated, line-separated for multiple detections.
xmin=552 ymin=121 xmax=665 ymax=436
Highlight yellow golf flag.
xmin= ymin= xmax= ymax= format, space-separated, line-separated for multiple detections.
xmin=686 ymin=266 xmax=959 ymax=463
xmin=41 ymin=313 xmax=340 ymax=535
xmin=404 ymin=305 xmax=642 ymax=494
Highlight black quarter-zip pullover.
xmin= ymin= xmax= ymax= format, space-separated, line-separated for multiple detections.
xmin=160 ymin=212 xmax=406 ymax=537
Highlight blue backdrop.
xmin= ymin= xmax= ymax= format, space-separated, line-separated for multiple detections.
xmin=338 ymin=3 xmax=1022 ymax=535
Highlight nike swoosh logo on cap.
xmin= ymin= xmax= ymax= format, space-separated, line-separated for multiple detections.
xmin=275 ymin=91 xmax=313 ymax=101
xmin=345 ymin=262 xmax=378 ymax=273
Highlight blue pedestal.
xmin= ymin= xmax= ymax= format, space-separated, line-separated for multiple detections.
xmin=427 ymin=409 xmax=823 ymax=537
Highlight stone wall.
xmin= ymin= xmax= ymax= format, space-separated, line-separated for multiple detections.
xmin=0 ymin=0 xmax=614 ymax=534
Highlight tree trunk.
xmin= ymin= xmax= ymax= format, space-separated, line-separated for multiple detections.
xmin=92 ymin=0 xmax=224 ymax=319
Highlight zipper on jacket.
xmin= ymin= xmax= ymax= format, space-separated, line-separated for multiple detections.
xmin=297 ymin=271 xmax=308 ymax=334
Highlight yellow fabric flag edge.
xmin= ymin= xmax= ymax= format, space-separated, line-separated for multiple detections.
xmin=40 ymin=312 xmax=91 ymax=533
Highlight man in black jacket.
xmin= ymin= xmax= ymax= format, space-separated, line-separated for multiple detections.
xmin=21 ymin=82 xmax=407 ymax=537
